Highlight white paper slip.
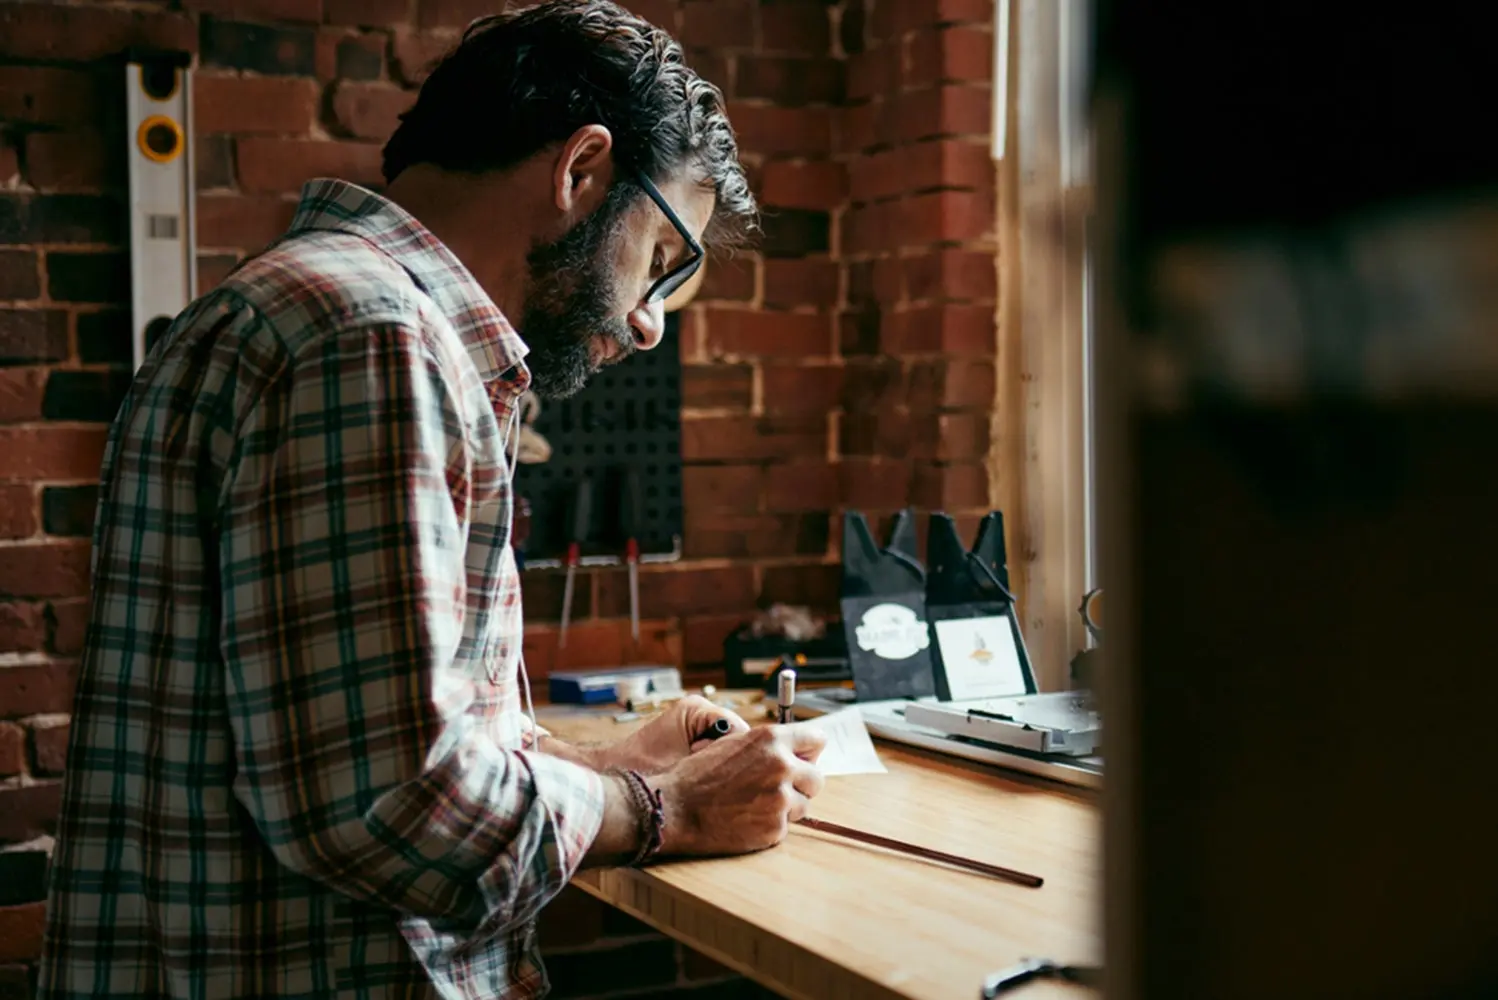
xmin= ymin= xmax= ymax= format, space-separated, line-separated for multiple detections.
xmin=799 ymin=706 xmax=886 ymax=776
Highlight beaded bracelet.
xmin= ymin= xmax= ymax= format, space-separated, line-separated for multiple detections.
xmin=610 ymin=768 xmax=665 ymax=867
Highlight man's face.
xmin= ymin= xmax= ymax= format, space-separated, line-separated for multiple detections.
xmin=519 ymin=171 xmax=714 ymax=400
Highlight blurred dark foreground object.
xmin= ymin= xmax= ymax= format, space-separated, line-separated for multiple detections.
xmin=1095 ymin=4 xmax=1498 ymax=1000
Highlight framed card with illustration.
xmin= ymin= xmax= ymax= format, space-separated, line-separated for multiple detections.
xmin=930 ymin=603 xmax=1037 ymax=702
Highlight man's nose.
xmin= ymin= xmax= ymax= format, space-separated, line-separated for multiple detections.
xmin=628 ymin=299 xmax=666 ymax=351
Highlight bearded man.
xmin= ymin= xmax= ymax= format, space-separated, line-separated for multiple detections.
xmin=38 ymin=3 xmax=827 ymax=998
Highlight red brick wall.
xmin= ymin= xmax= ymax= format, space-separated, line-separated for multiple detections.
xmin=0 ymin=0 xmax=994 ymax=994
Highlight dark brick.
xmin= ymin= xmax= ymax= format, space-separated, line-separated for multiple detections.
xmin=764 ymin=464 xmax=838 ymax=518
xmin=0 ymin=3 xmax=197 ymax=62
xmin=699 ymin=252 xmax=755 ymax=302
xmin=0 ymin=370 xmax=45 ymax=423
xmin=390 ymin=30 xmax=453 ymax=86
xmin=0 ymin=252 xmax=41 ymax=301
xmin=626 ymin=0 xmax=678 ymax=31
xmin=0 ymin=142 xmax=16 ymax=187
xmin=198 ymin=254 xmax=241 ymax=291
xmin=330 ymin=82 xmax=413 ymax=140
xmin=597 ymin=566 xmax=758 ymax=620
xmin=759 ymin=208 xmax=830 ymax=257
xmin=841 ymin=359 xmax=904 ymax=411
xmin=760 ymin=562 xmax=839 ymax=611
xmin=201 ymin=17 xmax=317 ymax=76
xmin=683 ymin=466 xmax=762 ymax=513
xmin=0 ymin=783 xmax=61 ymax=842
xmin=0 ymin=964 xmax=32 ymax=1000
xmin=737 ymin=56 xmax=843 ymax=105
xmin=0 ymin=603 xmax=46 ymax=654
xmin=684 ymin=48 xmax=730 ymax=95
xmin=42 ymin=486 xmax=98 ymax=537
xmin=23 ymin=130 xmax=120 ymax=192
xmin=517 ymin=569 xmax=588 ymax=625
xmin=0 ymin=311 xmax=68 ymax=365
xmin=416 ymin=0 xmax=500 ymax=30
xmin=46 ymin=252 xmax=129 ymax=304
xmin=0 ymin=849 xmax=47 ymax=908
xmin=762 ymin=364 xmax=843 ymax=414
xmin=685 ymin=512 xmax=831 ymax=559
xmin=76 ymin=311 xmax=132 ymax=366
xmin=840 ymin=410 xmax=913 ymax=457
xmin=196 ymin=136 xmax=236 ymax=190
xmin=47 ymin=600 xmax=88 ymax=656
xmin=0 ymin=194 xmax=123 ymax=246
xmin=838 ymin=305 xmax=881 ymax=356
xmin=726 ymin=102 xmax=834 ymax=157
xmin=31 ymin=718 xmax=69 ymax=775
xmin=0 ymin=66 xmax=99 ymax=126
xmin=763 ymin=257 xmax=840 ymax=308
xmin=544 ymin=938 xmax=678 ymax=998
xmin=41 ymin=370 xmax=131 ymax=423
xmin=761 ymin=1 xmax=832 ymax=55
xmin=326 ymin=0 xmax=412 ymax=27
xmin=0 ymin=485 xmax=36 ymax=539
xmin=336 ymin=34 xmax=385 ymax=79
xmin=680 ymin=0 xmax=755 ymax=50
xmin=0 ymin=656 xmax=75 ymax=715
xmin=183 ymin=0 xmax=324 ymax=23
xmin=841 ymin=0 xmax=867 ymax=54
xmin=681 ymin=364 xmax=753 ymax=409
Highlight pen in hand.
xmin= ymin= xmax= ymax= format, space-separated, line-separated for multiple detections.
xmin=694 ymin=717 xmax=734 ymax=742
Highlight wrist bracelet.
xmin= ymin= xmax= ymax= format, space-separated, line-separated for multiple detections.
xmin=610 ymin=768 xmax=665 ymax=867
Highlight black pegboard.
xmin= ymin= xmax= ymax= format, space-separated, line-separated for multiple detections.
xmin=512 ymin=312 xmax=683 ymax=567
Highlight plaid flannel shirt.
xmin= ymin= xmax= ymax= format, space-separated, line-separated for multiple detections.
xmin=38 ymin=179 xmax=606 ymax=1000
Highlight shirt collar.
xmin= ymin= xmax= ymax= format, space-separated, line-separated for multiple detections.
xmin=286 ymin=177 xmax=530 ymax=391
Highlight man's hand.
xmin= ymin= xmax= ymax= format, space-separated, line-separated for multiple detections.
xmin=597 ymin=695 xmax=751 ymax=775
xmin=647 ymin=724 xmax=829 ymax=856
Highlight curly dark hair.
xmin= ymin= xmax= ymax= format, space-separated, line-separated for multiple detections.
xmin=382 ymin=0 xmax=757 ymax=250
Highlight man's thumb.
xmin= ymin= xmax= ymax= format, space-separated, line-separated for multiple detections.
xmin=783 ymin=721 xmax=829 ymax=762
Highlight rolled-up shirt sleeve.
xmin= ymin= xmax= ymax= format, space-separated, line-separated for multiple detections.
xmin=218 ymin=315 xmax=605 ymax=932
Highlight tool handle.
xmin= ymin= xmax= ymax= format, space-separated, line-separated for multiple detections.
xmin=620 ymin=466 xmax=643 ymax=543
xmin=568 ymin=476 xmax=592 ymax=550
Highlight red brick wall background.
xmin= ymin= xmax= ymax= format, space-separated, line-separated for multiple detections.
xmin=0 ymin=0 xmax=994 ymax=994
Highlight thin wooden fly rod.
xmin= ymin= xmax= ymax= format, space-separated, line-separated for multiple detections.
xmin=798 ymin=817 xmax=1044 ymax=889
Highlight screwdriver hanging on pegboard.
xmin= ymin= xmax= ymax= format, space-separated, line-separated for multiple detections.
xmin=620 ymin=466 xmax=643 ymax=645
xmin=557 ymin=476 xmax=591 ymax=651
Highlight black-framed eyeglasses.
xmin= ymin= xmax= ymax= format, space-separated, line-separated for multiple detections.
xmin=633 ymin=170 xmax=704 ymax=306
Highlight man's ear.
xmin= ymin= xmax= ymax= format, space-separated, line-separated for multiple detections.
xmin=553 ymin=124 xmax=616 ymax=215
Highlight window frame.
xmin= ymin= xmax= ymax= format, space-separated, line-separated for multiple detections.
xmin=992 ymin=0 xmax=1097 ymax=691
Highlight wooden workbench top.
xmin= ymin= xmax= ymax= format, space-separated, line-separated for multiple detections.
xmin=538 ymin=700 xmax=1102 ymax=1000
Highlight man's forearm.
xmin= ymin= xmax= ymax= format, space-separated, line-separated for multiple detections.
xmin=545 ymin=740 xmax=670 ymax=869
xmin=579 ymin=771 xmax=648 ymax=869
xmin=538 ymin=735 xmax=610 ymax=771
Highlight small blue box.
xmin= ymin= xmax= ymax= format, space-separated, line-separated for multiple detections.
xmin=547 ymin=666 xmax=682 ymax=705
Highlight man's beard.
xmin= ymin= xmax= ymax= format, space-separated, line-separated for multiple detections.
xmin=519 ymin=184 xmax=638 ymax=400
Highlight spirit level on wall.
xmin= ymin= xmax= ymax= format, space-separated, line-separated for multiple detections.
xmin=125 ymin=48 xmax=196 ymax=372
